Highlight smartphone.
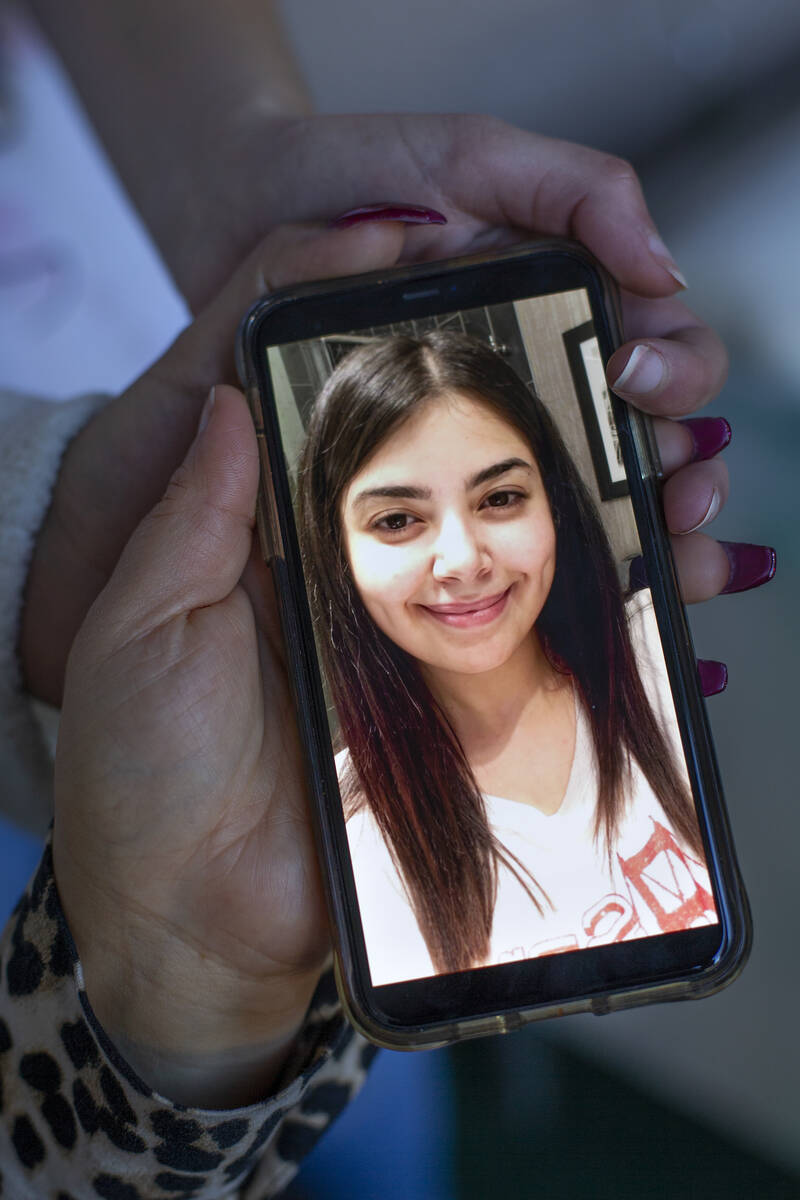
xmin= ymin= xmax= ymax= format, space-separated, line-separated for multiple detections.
xmin=237 ymin=240 xmax=750 ymax=1049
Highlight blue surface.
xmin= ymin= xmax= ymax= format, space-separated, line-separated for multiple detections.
xmin=288 ymin=1046 xmax=455 ymax=1199
xmin=0 ymin=817 xmax=45 ymax=922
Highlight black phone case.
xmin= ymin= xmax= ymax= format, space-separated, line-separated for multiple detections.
xmin=237 ymin=240 xmax=751 ymax=1049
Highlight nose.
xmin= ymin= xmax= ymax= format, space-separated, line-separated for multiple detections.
xmin=431 ymin=511 xmax=490 ymax=582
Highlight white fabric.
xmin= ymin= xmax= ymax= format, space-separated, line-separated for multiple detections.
xmin=345 ymin=594 xmax=717 ymax=986
xmin=0 ymin=389 xmax=108 ymax=835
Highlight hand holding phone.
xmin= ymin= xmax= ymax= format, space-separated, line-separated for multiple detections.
xmin=51 ymin=218 xmax=750 ymax=1102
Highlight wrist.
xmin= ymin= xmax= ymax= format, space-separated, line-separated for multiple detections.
xmin=83 ymin=912 xmax=318 ymax=1041
xmin=83 ymin=931 xmax=321 ymax=1107
xmin=57 ymin=872 xmax=322 ymax=1106
xmin=99 ymin=1017 xmax=305 ymax=1110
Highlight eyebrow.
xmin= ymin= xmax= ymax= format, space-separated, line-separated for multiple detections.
xmin=469 ymin=457 xmax=533 ymax=488
xmin=350 ymin=457 xmax=534 ymax=510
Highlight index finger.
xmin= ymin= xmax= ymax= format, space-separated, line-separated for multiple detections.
xmin=442 ymin=120 xmax=688 ymax=298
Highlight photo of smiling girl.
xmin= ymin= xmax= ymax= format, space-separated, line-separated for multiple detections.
xmin=296 ymin=329 xmax=717 ymax=986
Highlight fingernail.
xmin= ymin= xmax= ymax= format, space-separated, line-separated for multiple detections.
xmin=330 ymin=203 xmax=447 ymax=229
xmin=610 ymin=344 xmax=666 ymax=395
xmin=628 ymin=555 xmax=648 ymax=591
xmin=198 ymin=386 xmax=215 ymax=436
xmin=681 ymin=417 xmax=732 ymax=462
xmin=719 ymin=542 xmax=777 ymax=594
xmin=682 ymin=487 xmax=722 ymax=535
xmin=698 ymin=659 xmax=728 ymax=697
xmin=647 ymin=233 xmax=688 ymax=288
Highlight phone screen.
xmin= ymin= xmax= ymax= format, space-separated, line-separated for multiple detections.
xmin=257 ymin=277 xmax=722 ymax=1003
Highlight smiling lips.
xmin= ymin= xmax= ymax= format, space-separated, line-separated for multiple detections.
xmin=422 ymin=587 xmax=511 ymax=628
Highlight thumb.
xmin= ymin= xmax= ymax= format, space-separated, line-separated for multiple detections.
xmin=89 ymin=385 xmax=259 ymax=647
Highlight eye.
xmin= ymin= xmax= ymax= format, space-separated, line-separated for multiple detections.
xmin=372 ymin=511 xmax=419 ymax=534
xmin=482 ymin=489 xmax=525 ymax=510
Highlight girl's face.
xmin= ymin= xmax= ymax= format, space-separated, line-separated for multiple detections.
xmin=340 ymin=392 xmax=557 ymax=679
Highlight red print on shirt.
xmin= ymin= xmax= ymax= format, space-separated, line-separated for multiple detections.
xmin=616 ymin=819 xmax=716 ymax=933
xmin=583 ymin=892 xmax=642 ymax=945
xmin=502 ymin=820 xmax=716 ymax=962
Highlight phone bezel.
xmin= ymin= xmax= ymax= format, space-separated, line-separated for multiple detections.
xmin=239 ymin=241 xmax=750 ymax=1048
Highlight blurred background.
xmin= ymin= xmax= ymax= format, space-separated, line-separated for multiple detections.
xmin=1 ymin=0 xmax=798 ymax=1195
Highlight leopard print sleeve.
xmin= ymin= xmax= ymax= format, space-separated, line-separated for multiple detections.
xmin=0 ymin=840 xmax=377 ymax=1198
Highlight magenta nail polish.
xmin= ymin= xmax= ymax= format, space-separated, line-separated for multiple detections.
xmin=331 ymin=203 xmax=447 ymax=229
xmin=697 ymin=659 xmax=728 ymax=697
xmin=720 ymin=542 xmax=777 ymax=594
xmin=682 ymin=417 xmax=732 ymax=462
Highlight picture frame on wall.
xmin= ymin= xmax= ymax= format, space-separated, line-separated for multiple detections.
xmin=563 ymin=320 xmax=629 ymax=501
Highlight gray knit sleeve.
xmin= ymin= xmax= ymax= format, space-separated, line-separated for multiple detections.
xmin=0 ymin=389 xmax=109 ymax=835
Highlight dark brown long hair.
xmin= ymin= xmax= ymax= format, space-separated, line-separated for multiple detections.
xmin=297 ymin=331 xmax=699 ymax=974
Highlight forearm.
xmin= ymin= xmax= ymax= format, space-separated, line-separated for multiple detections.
xmin=27 ymin=0 xmax=313 ymax=305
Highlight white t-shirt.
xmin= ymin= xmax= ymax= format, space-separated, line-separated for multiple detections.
xmin=343 ymin=593 xmax=717 ymax=986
